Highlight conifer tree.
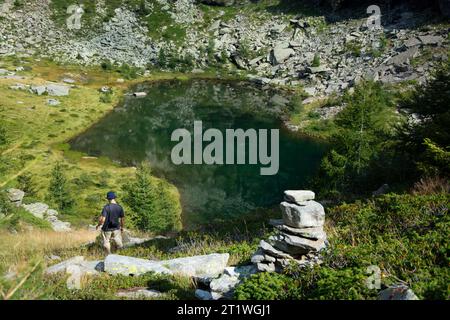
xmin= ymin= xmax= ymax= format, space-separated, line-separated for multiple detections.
xmin=48 ymin=162 xmax=74 ymax=211
xmin=123 ymin=161 xmax=181 ymax=233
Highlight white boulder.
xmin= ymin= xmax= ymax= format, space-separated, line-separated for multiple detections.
xmin=280 ymin=201 xmax=325 ymax=228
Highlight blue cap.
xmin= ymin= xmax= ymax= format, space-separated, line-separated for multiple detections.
xmin=106 ymin=191 xmax=117 ymax=200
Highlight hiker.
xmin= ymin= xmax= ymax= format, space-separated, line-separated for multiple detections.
xmin=96 ymin=191 xmax=125 ymax=254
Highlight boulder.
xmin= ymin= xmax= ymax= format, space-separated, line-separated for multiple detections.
xmin=7 ymin=189 xmax=25 ymax=206
xmin=159 ymin=253 xmax=230 ymax=278
xmin=305 ymin=65 xmax=330 ymax=74
xmin=104 ymin=254 xmax=172 ymax=276
xmin=45 ymin=256 xmax=102 ymax=277
xmin=30 ymin=85 xmax=46 ymax=95
xmin=404 ymin=37 xmax=421 ymax=48
xmin=50 ymin=220 xmax=72 ymax=232
xmin=46 ymin=84 xmax=70 ymax=96
xmin=104 ymin=253 xmax=229 ymax=278
xmin=280 ymin=201 xmax=325 ymax=228
xmin=23 ymin=202 xmax=49 ymax=219
xmin=418 ymin=35 xmax=444 ymax=46
xmin=284 ymin=190 xmax=315 ymax=204
xmin=270 ymin=47 xmax=295 ymax=65
xmin=46 ymin=209 xmax=58 ymax=217
xmin=387 ymin=47 xmax=419 ymax=65
xmin=210 ymin=274 xmax=239 ymax=299
xmin=195 ymin=289 xmax=213 ymax=300
xmin=45 ymin=256 xmax=85 ymax=274
xmin=378 ymin=285 xmax=419 ymax=300
xmin=116 ymin=288 xmax=163 ymax=299
xmin=66 ymin=265 xmax=82 ymax=290
xmin=209 ymin=265 xmax=257 ymax=299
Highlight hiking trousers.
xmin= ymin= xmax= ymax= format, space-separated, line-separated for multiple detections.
xmin=102 ymin=230 xmax=123 ymax=254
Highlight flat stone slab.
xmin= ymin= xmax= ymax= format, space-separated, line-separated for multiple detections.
xmin=281 ymin=201 xmax=325 ymax=228
xmin=259 ymin=240 xmax=293 ymax=259
xmin=284 ymin=190 xmax=315 ymax=204
xmin=45 ymin=256 xmax=102 ymax=276
xmin=274 ymin=225 xmax=326 ymax=240
xmin=104 ymin=255 xmax=172 ymax=276
xmin=270 ymin=233 xmax=326 ymax=255
xmin=104 ymin=253 xmax=229 ymax=278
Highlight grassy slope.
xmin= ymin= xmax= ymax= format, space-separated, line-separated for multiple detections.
xmin=0 ymin=55 xmax=278 ymax=300
xmin=0 ymin=56 xmax=208 ymax=228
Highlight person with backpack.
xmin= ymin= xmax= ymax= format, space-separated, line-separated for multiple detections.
xmin=96 ymin=191 xmax=125 ymax=254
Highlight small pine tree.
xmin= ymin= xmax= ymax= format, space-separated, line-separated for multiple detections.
xmin=48 ymin=162 xmax=74 ymax=211
xmin=0 ymin=124 xmax=8 ymax=148
xmin=17 ymin=172 xmax=37 ymax=196
xmin=0 ymin=190 xmax=14 ymax=217
xmin=123 ymin=161 xmax=181 ymax=233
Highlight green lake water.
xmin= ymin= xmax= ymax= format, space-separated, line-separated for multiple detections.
xmin=70 ymin=80 xmax=326 ymax=226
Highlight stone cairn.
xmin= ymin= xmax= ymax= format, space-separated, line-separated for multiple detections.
xmin=251 ymin=190 xmax=327 ymax=272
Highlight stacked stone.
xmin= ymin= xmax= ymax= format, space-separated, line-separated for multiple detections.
xmin=251 ymin=190 xmax=327 ymax=272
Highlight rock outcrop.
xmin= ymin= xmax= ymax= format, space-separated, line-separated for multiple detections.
xmin=7 ymin=189 xmax=25 ymax=207
xmin=45 ymin=256 xmax=103 ymax=276
xmin=22 ymin=201 xmax=72 ymax=232
xmin=6 ymin=189 xmax=73 ymax=232
xmin=251 ymin=190 xmax=327 ymax=272
xmin=104 ymin=253 xmax=229 ymax=278
xmin=0 ymin=1 xmax=447 ymax=100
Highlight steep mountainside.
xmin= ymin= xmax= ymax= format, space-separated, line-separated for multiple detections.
xmin=0 ymin=0 xmax=448 ymax=99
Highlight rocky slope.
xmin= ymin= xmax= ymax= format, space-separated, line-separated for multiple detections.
xmin=0 ymin=1 xmax=448 ymax=97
